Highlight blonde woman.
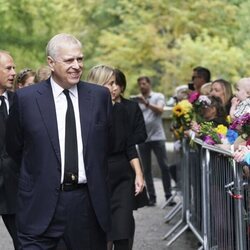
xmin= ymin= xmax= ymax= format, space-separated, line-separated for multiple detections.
xmin=87 ymin=65 xmax=144 ymax=250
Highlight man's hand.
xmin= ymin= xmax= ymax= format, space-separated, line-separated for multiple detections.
xmin=136 ymin=96 xmax=148 ymax=106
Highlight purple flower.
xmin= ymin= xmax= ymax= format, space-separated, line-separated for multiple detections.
xmin=230 ymin=113 xmax=250 ymax=135
xmin=203 ymin=135 xmax=215 ymax=145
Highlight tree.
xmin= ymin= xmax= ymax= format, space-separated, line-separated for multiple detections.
xmin=1 ymin=0 xmax=249 ymax=97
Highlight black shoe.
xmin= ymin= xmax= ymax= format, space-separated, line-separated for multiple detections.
xmin=165 ymin=195 xmax=176 ymax=206
xmin=167 ymin=201 xmax=177 ymax=206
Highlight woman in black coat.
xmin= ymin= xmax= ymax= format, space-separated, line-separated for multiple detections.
xmin=114 ymin=69 xmax=147 ymax=149
xmin=113 ymin=69 xmax=149 ymax=247
xmin=87 ymin=65 xmax=145 ymax=250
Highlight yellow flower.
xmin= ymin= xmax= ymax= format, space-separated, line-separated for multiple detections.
xmin=179 ymin=100 xmax=193 ymax=114
xmin=214 ymin=124 xmax=228 ymax=135
xmin=226 ymin=115 xmax=231 ymax=124
xmin=173 ymin=103 xmax=184 ymax=117
xmin=172 ymin=100 xmax=193 ymax=117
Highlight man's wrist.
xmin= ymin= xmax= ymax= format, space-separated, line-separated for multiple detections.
xmin=145 ymin=100 xmax=150 ymax=107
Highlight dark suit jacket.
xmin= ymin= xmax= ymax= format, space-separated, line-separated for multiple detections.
xmin=0 ymin=91 xmax=19 ymax=214
xmin=6 ymin=79 xmax=112 ymax=234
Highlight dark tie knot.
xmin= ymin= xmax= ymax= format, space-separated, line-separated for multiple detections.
xmin=0 ymin=95 xmax=8 ymax=120
xmin=63 ymin=89 xmax=70 ymax=98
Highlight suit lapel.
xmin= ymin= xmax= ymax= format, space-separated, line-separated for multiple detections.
xmin=36 ymin=81 xmax=61 ymax=163
xmin=7 ymin=91 xmax=14 ymax=108
xmin=77 ymin=82 xmax=93 ymax=156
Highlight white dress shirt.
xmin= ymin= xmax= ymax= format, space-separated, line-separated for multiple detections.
xmin=50 ymin=77 xmax=87 ymax=184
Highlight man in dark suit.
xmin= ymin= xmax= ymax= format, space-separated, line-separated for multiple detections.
xmin=6 ymin=34 xmax=112 ymax=250
xmin=0 ymin=50 xmax=19 ymax=249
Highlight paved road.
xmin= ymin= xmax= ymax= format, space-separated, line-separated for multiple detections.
xmin=0 ymin=178 xmax=198 ymax=249
xmin=133 ymin=178 xmax=198 ymax=250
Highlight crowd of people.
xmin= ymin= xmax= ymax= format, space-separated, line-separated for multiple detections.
xmin=1 ymin=33 xmax=249 ymax=250
xmin=170 ymin=66 xmax=250 ymax=167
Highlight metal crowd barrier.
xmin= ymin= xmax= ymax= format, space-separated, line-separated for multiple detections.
xmin=162 ymin=138 xmax=249 ymax=250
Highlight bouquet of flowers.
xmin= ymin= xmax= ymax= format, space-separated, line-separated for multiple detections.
xmin=214 ymin=124 xmax=239 ymax=145
xmin=198 ymin=122 xmax=222 ymax=145
xmin=172 ymin=99 xmax=193 ymax=139
xmin=230 ymin=113 xmax=250 ymax=140
xmin=194 ymin=123 xmax=238 ymax=145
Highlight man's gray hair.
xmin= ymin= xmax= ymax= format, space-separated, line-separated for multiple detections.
xmin=0 ymin=50 xmax=11 ymax=61
xmin=46 ymin=33 xmax=82 ymax=59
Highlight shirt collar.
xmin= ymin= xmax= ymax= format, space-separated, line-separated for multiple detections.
xmin=50 ymin=77 xmax=78 ymax=98
xmin=146 ymin=91 xmax=153 ymax=99
xmin=1 ymin=91 xmax=8 ymax=101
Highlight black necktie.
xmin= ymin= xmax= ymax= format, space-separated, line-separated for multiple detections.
xmin=63 ymin=89 xmax=78 ymax=184
xmin=0 ymin=96 xmax=8 ymax=120
xmin=0 ymin=96 xmax=8 ymax=151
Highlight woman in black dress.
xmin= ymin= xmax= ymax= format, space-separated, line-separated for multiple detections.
xmin=113 ymin=68 xmax=149 ymax=208
xmin=87 ymin=65 xmax=144 ymax=250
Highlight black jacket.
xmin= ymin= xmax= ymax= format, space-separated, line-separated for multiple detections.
xmin=0 ymin=91 xmax=19 ymax=214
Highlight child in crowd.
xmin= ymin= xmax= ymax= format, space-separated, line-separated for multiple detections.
xmin=230 ymin=78 xmax=250 ymax=120
xmin=199 ymin=95 xmax=228 ymax=126
xmin=200 ymin=82 xmax=212 ymax=96
xmin=166 ymin=85 xmax=189 ymax=106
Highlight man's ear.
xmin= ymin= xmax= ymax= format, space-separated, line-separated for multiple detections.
xmin=47 ymin=56 xmax=55 ymax=72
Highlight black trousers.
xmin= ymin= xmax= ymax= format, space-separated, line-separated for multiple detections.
xmin=18 ymin=186 xmax=107 ymax=250
xmin=2 ymin=214 xmax=19 ymax=250
xmin=138 ymin=141 xmax=172 ymax=200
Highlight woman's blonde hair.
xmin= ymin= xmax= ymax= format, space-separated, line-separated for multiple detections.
xmin=211 ymin=79 xmax=233 ymax=105
xmin=87 ymin=64 xmax=114 ymax=85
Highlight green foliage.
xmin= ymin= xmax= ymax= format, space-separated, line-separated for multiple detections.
xmin=1 ymin=0 xmax=250 ymax=98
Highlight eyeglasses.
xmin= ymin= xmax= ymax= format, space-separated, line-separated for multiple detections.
xmin=192 ymin=75 xmax=200 ymax=81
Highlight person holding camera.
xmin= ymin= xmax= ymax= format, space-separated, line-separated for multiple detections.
xmin=136 ymin=76 xmax=174 ymax=206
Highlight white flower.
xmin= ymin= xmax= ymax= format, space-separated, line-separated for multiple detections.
xmin=198 ymin=95 xmax=211 ymax=106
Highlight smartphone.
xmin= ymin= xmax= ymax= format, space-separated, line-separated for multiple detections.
xmin=188 ymin=83 xmax=195 ymax=91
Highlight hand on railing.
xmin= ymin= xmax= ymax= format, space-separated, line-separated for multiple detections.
xmin=233 ymin=146 xmax=250 ymax=174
